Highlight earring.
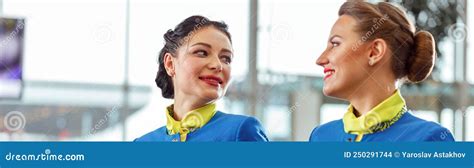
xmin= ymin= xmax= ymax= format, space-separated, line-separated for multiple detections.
xmin=369 ymin=59 xmax=375 ymax=66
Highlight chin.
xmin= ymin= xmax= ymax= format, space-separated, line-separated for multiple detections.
xmin=322 ymin=86 xmax=333 ymax=96
xmin=323 ymin=86 xmax=340 ymax=98
xmin=323 ymin=87 xmax=348 ymax=101
xmin=200 ymin=91 xmax=220 ymax=101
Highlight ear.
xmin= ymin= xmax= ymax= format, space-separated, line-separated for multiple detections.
xmin=367 ymin=39 xmax=387 ymax=66
xmin=163 ymin=53 xmax=176 ymax=77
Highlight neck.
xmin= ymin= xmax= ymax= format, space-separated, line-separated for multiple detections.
xmin=172 ymin=92 xmax=211 ymax=121
xmin=347 ymin=81 xmax=397 ymax=117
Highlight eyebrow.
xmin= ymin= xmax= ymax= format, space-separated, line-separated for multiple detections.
xmin=328 ymin=35 xmax=343 ymax=42
xmin=191 ymin=42 xmax=233 ymax=54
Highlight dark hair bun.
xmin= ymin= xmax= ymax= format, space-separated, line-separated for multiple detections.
xmin=406 ymin=30 xmax=436 ymax=83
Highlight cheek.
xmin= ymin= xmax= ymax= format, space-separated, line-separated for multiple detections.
xmin=339 ymin=58 xmax=367 ymax=86
xmin=181 ymin=59 xmax=204 ymax=77
xmin=175 ymin=60 xmax=202 ymax=90
xmin=223 ymin=65 xmax=231 ymax=82
xmin=332 ymin=50 xmax=364 ymax=81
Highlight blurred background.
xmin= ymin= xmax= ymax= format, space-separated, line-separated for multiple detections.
xmin=0 ymin=0 xmax=473 ymax=141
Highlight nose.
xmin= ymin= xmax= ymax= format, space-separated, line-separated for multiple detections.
xmin=316 ymin=50 xmax=329 ymax=67
xmin=209 ymin=55 xmax=223 ymax=72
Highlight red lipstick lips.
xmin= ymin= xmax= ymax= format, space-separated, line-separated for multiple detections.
xmin=323 ymin=67 xmax=335 ymax=80
xmin=199 ymin=75 xmax=223 ymax=87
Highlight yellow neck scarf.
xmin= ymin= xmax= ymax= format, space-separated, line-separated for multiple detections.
xmin=343 ymin=90 xmax=407 ymax=136
xmin=165 ymin=103 xmax=217 ymax=142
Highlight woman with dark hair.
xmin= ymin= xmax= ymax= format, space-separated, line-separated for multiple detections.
xmin=310 ymin=2 xmax=454 ymax=142
xmin=135 ymin=15 xmax=268 ymax=142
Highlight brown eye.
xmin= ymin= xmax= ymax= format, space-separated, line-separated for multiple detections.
xmin=220 ymin=55 xmax=232 ymax=64
xmin=331 ymin=41 xmax=340 ymax=48
xmin=194 ymin=50 xmax=208 ymax=57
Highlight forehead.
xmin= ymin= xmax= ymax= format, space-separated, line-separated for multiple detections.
xmin=186 ymin=26 xmax=232 ymax=50
xmin=330 ymin=15 xmax=359 ymax=37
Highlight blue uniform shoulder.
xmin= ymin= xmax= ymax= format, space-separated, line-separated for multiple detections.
xmin=391 ymin=112 xmax=454 ymax=141
xmin=209 ymin=112 xmax=269 ymax=141
xmin=309 ymin=119 xmax=344 ymax=141
xmin=134 ymin=126 xmax=168 ymax=142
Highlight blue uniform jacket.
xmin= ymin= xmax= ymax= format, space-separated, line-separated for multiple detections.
xmin=135 ymin=111 xmax=268 ymax=142
xmin=310 ymin=112 xmax=455 ymax=142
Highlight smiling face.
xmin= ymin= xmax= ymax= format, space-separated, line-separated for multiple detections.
xmin=316 ymin=15 xmax=372 ymax=99
xmin=167 ymin=26 xmax=233 ymax=104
